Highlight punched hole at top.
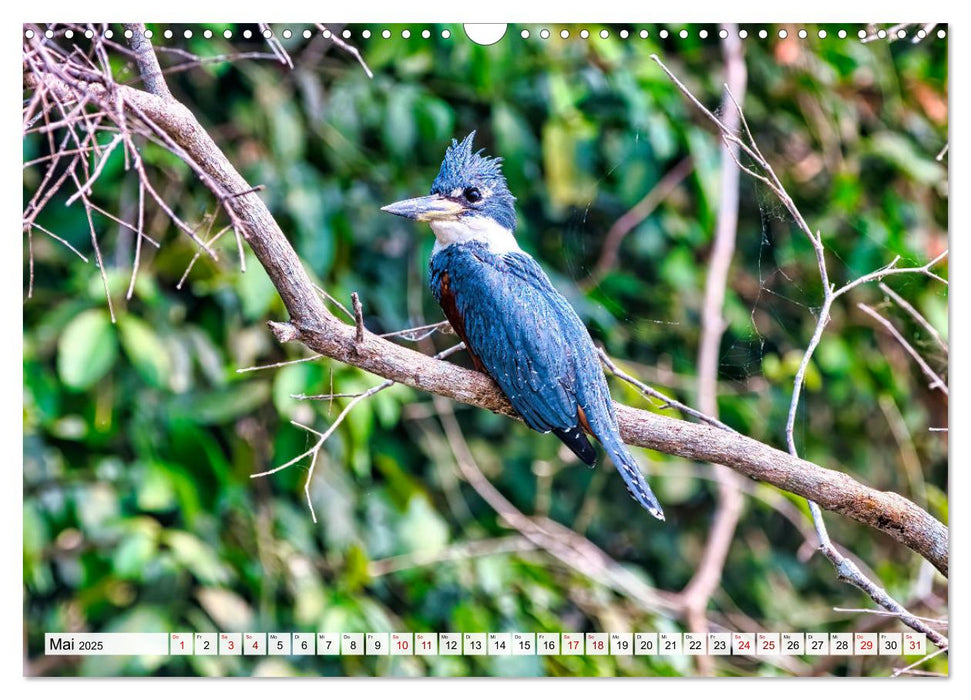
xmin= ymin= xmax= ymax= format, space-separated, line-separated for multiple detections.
xmin=464 ymin=24 xmax=507 ymax=46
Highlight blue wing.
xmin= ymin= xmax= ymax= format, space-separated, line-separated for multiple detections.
xmin=430 ymin=243 xmax=595 ymax=437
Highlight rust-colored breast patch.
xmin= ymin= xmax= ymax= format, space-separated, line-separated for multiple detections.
xmin=438 ymin=271 xmax=488 ymax=373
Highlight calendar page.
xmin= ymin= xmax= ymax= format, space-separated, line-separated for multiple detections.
xmin=21 ymin=14 xmax=949 ymax=681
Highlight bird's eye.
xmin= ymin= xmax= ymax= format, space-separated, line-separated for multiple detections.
xmin=464 ymin=187 xmax=482 ymax=203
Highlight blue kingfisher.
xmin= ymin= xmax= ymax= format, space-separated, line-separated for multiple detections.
xmin=382 ymin=132 xmax=664 ymax=520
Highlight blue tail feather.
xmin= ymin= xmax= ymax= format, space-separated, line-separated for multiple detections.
xmin=597 ymin=431 xmax=665 ymax=521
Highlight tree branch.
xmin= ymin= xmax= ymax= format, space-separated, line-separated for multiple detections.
xmin=649 ymin=52 xmax=948 ymax=649
xmin=678 ymin=25 xmax=747 ymax=674
xmin=123 ymin=23 xmax=172 ymax=99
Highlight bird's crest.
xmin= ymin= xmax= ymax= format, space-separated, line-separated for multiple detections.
xmin=431 ymin=131 xmax=509 ymax=195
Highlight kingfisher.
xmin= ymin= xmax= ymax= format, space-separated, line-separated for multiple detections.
xmin=381 ymin=132 xmax=664 ymax=520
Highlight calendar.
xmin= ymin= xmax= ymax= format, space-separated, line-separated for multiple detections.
xmin=44 ymin=631 xmax=928 ymax=658
xmin=23 ymin=15 xmax=949 ymax=681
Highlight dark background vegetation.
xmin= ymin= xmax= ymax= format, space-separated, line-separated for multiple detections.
xmin=23 ymin=23 xmax=948 ymax=676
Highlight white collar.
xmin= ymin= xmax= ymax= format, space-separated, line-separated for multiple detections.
xmin=430 ymin=215 xmax=521 ymax=256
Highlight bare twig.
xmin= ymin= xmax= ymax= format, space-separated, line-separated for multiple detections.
xmin=832 ymin=607 xmax=947 ymax=626
xmin=315 ymin=24 xmax=374 ymax=79
xmin=313 ymin=283 xmax=355 ymax=322
xmin=259 ymin=23 xmax=294 ymax=69
xmin=236 ymin=353 xmax=323 ymax=374
xmin=426 ymin=394 xmax=806 ymax=674
xmin=878 ymin=282 xmax=947 ymax=355
xmin=176 ymin=224 xmax=231 ymax=290
xmin=255 ymin=341 xmax=465 ymax=518
xmin=126 ymin=179 xmax=146 ymax=299
xmin=379 ymin=320 xmax=454 ymax=341
xmin=150 ymin=46 xmax=280 ymax=81
xmin=861 ymin=23 xmax=914 ymax=44
xmin=598 ymin=349 xmax=734 ymax=432
xmin=891 ymin=646 xmax=948 ymax=677
xmin=583 ymin=156 xmax=693 ymax=288
xmin=351 ymin=292 xmax=365 ymax=343
xmin=653 ymin=52 xmax=949 ymax=648
xmin=251 ymin=380 xmax=390 ymax=523
xmin=858 ymin=303 xmax=948 ymax=395
xmin=28 ymin=223 xmax=89 ymax=262
xmin=369 ymin=536 xmax=537 ymax=578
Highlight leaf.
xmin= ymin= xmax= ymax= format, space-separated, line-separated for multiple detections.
xmin=177 ymin=381 xmax=271 ymax=425
xmin=384 ymin=87 xmax=417 ymax=159
xmin=56 ymin=309 xmax=118 ymax=390
xmin=164 ymin=531 xmax=232 ymax=585
xmin=197 ymin=587 xmax=254 ymax=631
xmin=273 ymin=362 xmax=324 ymax=419
xmin=542 ymin=119 xmax=597 ymax=208
xmin=113 ymin=524 xmax=159 ymax=578
xmin=136 ymin=462 xmax=177 ymax=512
xmin=237 ymin=253 xmax=278 ymax=321
xmin=868 ymin=133 xmax=945 ymax=185
xmin=119 ymin=316 xmax=171 ymax=389
xmin=398 ymin=496 xmax=449 ymax=555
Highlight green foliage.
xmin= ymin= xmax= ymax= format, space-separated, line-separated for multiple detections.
xmin=23 ymin=23 xmax=947 ymax=677
xmin=57 ymin=309 xmax=118 ymax=390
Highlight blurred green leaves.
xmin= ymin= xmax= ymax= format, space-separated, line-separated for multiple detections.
xmin=57 ymin=309 xmax=117 ymax=390
xmin=119 ymin=316 xmax=172 ymax=389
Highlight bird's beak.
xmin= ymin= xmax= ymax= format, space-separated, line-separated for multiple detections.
xmin=381 ymin=194 xmax=464 ymax=222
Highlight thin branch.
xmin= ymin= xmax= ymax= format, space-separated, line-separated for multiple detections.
xmin=63 ymin=133 xmax=123 ymax=205
xmin=313 ymin=283 xmax=355 ymax=322
xmin=879 ymin=394 xmax=927 ymax=508
xmin=653 ymin=52 xmax=949 ymax=648
xmin=878 ymin=282 xmax=947 ymax=355
xmin=369 ymin=536 xmax=537 ymax=578
xmin=379 ymin=320 xmax=454 ymax=341
xmin=259 ymin=23 xmax=294 ymax=69
xmin=28 ymin=223 xmax=89 ymax=262
xmin=26 ymin=225 xmax=34 ymax=299
xmin=858 ymin=303 xmax=948 ymax=395
xmin=598 ymin=348 xmax=735 ymax=433
xmin=68 ymin=169 xmax=115 ymax=322
xmin=236 ymin=353 xmax=323 ymax=374
xmin=891 ymin=647 xmax=948 ymax=678
xmin=123 ymin=23 xmax=173 ymax=99
xmin=125 ymin=179 xmax=146 ymax=300
xmin=583 ymin=155 xmax=693 ymax=288
xmin=315 ymin=24 xmax=374 ymax=79
xmin=832 ymin=607 xmax=947 ymax=626
xmin=351 ymin=292 xmax=365 ymax=344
